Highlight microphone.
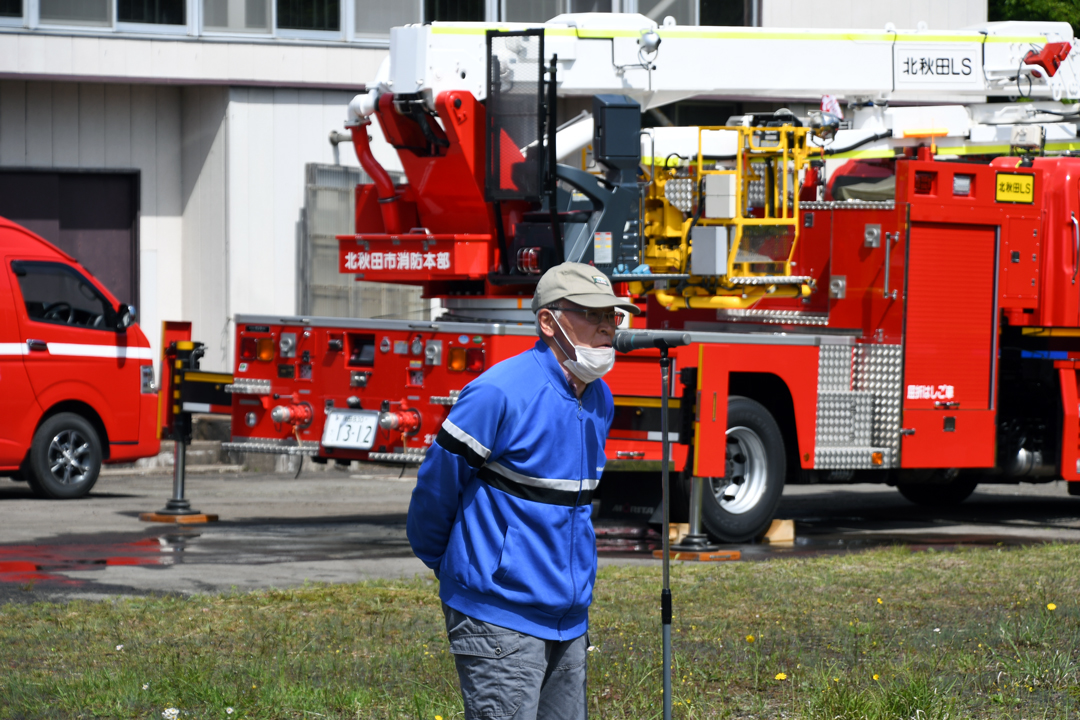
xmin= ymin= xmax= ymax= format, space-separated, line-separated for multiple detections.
xmin=613 ymin=331 xmax=692 ymax=353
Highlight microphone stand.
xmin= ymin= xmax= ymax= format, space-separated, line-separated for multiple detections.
xmin=658 ymin=343 xmax=673 ymax=720
xmin=614 ymin=330 xmax=689 ymax=720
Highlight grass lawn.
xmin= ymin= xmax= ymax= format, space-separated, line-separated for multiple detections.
xmin=1 ymin=543 xmax=1078 ymax=719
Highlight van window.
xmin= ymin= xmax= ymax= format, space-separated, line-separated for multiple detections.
xmin=11 ymin=261 xmax=119 ymax=331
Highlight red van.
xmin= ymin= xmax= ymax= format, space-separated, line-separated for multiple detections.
xmin=0 ymin=217 xmax=160 ymax=498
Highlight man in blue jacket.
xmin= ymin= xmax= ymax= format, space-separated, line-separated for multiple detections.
xmin=407 ymin=262 xmax=639 ymax=720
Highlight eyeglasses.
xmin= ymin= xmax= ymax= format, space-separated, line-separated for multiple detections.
xmin=550 ymin=306 xmax=625 ymax=326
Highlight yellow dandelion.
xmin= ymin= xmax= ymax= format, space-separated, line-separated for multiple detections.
xmin=436 ymin=716 xmax=443 ymax=720
xmin=746 ymin=634 xmax=755 ymax=643
xmin=833 ymin=677 xmax=839 ymax=683
xmin=877 ymin=598 xmax=883 ymax=604
xmin=873 ymin=674 xmax=880 ymax=681
xmin=1047 ymin=603 xmax=1057 ymax=611
xmin=775 ymin=673 xmax=788 ymax=681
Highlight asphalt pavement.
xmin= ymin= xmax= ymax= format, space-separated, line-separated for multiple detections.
xmin=2 ymin=465 xmax=1079 ymax=604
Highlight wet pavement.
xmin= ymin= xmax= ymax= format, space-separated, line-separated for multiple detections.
xmin=1 ymin=467 xmax=1079 ymax=603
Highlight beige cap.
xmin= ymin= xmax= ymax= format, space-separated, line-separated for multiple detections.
xmin=531 ymin=262 xmax=641 ymax=315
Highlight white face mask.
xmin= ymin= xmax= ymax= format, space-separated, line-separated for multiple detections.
xmin=552 ymin=314 xmax=615 ymax=384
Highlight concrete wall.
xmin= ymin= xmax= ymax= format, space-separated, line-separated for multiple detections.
xmin=0 ymin=80 xmax=183 ymax=367
xmin=762 ymin=0 xmax=987 ymax=30
xmin=177 ymin=86 xmax=383 ymax=371
xmin=180 ymin=86 xmax=229 ymax=369
xmin=0 ymin=33 xmax=387 ymax=90
xmin=222 ymin=87 xmax=368 ymax=369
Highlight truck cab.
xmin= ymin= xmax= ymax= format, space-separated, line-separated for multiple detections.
xmin=0 ymin=217 xmax=160 ymax=498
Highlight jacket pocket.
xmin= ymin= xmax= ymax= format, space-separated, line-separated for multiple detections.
xmin=492 ymin=525 xmax=519 ymax=583
xmin=490 ymin=519 xmax=574 ymax=614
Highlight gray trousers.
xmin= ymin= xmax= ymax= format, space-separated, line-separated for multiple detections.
xmin=443 ymin=603 xmax=588 ymax=720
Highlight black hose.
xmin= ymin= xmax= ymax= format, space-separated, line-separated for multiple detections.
xmin=1017 ymin=59 xmax=1033 ymax=99
xmin=695 ymin=129 xmax=893 ymax=163
xmin=684 ymin=177 xmax=706 ymax=256
xmin=818 ymin=130 xmax=894 ymax=156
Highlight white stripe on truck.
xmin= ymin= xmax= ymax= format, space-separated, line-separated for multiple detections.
xmin=0 ymin=342 xmax=153 ymax=359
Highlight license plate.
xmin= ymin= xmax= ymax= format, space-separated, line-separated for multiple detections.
xmin=321 ymin=410 xmax=380 ymax=450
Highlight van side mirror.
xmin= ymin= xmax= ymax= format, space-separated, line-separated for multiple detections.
xmin=120 ymin=304 xmax=137 ymax=329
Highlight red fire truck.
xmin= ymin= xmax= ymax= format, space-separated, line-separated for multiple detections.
xmin=0 ymin=217 xmax=160 ymax=499
xmin=221 ymin=16 xmax=1080 ymax=542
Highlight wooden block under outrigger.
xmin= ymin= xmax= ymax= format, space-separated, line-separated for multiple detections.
xmin=139 ymin=512 xmax=219 ymax=524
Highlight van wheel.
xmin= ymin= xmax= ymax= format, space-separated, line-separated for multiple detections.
xmin=699 ymin=397 xmax=786 ymax=543
xmin=27 ymin=413 xmax=102 ymax=499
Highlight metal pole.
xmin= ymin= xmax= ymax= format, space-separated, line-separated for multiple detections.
xmin=673 ymin=473 xmax=719 ymax=551
xmin=162 ymin=439 xmax=194 ymax=514
xmin=688 ymin=476 xmax=703 ymax=535
xmin=172 ymin=439 xmax=186 ymax=504
xmin=660 ymin=347 xmax=672 ymax=720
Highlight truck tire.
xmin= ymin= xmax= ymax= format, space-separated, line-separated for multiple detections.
xmin=26 ymin=413 xmax=103 ymax=500
xmin=896 ymin=478 xmax=977 ymax=507
xmin=699 ymin=396 xmax=786 ymax=543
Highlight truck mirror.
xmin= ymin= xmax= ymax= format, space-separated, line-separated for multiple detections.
xmin=120 ymin=304 xmax=137 ymax=329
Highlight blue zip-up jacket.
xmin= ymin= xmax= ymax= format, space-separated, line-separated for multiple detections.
xmin=407 ymin=339 xmax=614 ymax=641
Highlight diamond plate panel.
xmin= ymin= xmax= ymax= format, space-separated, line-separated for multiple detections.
xmin=818 ymin=345 xmax=853 ymax=393
xmin=814 ymin=446 xmax=893 ymax=469
xmin=664 ymin=178 xmax=694 ymax=213
xmin=853 ymin=344 xmax=903 ymax=466
xmin=716 ymin=309 xmax=829 ymax=326
xmin=815 ymin=344 xmax=902 ymax=469
xmin=817 ymin=391 xmax=873 ymax=446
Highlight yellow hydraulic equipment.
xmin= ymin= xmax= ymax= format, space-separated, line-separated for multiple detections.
xmin=634 ymin=124 xmax=816 ymax=310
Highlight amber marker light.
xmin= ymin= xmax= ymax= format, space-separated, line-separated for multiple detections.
xmin=257 ymin=338 xmax=275 ymax=362
xmin=871 ymin=451 xmax=884 ymax=466
xmin=448 ymin=347 xmax=467 ymax=372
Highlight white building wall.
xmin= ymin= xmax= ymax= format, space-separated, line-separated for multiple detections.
xmin=762 ymin=0 xmax=987 ymax=30
xmin=180 ymin=86 xmax=230 ymax=370
xmin=0 ymin=78 xmax=396 ymax=372
xmin=0 ymin=80 xmax=183 ymax=366
xmin=0 ymin=33 xmax=386 ymax=90
xmin=220 ymin=87 xmax=369 ymax=370
xmin=228 ymin=88 xmax=336 ymax=326
xmin=133 ymin=84 xmax=183 ymax=368
xmin=0 ymin=29 xmax=389 ymax=372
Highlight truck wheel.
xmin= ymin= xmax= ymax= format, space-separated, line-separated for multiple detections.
xmin=896 ymin=478 xmax=977 ymax=507
xmin=699 ymin=396 xmax=786 ymax=543
xmin=26 ymin=413 xmax=102 ymax=500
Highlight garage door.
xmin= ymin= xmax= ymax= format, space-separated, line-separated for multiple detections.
xmin=0 ymin=171 xmax=138 ymax=305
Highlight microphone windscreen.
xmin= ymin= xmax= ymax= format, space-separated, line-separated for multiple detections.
xmin=613 ymin=332 xmax=651 ymax=353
